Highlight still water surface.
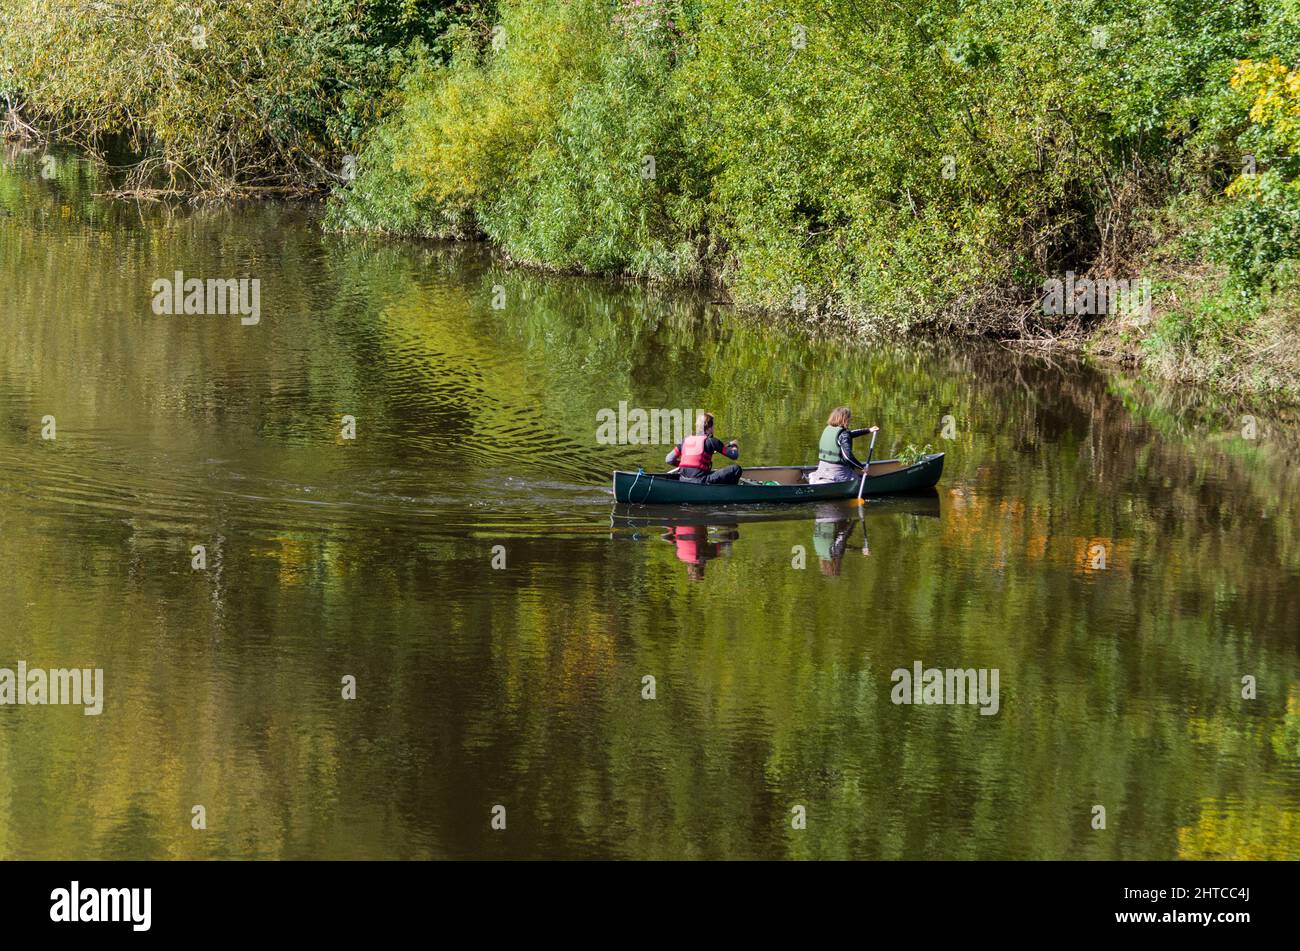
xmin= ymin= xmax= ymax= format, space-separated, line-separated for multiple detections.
xmin=1 ymin=150 xmax=1297 ymax=859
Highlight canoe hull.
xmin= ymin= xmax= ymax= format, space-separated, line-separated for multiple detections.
xmin=612 ymin=453 xmax=944 ymax=505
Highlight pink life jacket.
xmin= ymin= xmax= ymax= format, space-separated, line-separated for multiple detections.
xmin=678 ymin=434 xmax=712 ymax=472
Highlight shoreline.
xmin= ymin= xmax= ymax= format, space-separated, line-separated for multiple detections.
xmin=3 ymin=133 xmax=1296 ymax=410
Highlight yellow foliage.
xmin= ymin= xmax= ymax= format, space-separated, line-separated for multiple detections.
xmin=390 ymin=0 xmax=609 ymax=207
xmin=1227 ymin=58 xmax=1300 ymax=198
xmin=1231 ymin=58 xmax=1300 ymax=141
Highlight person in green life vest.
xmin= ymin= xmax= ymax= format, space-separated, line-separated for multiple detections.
xmin=808 ymin=406 xmax=878 ymax=484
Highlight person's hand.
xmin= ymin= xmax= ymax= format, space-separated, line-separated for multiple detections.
xmin=728 ymin=439 xmax=739 ymax=449
xmin=868 ymin=425 xmax=879 ymax=433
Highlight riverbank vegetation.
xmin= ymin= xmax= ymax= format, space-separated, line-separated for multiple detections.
xmin=0 ymin=1 xmax=486 ymax=193
xmin=2 ymin=0 xmax=1297 ymax=399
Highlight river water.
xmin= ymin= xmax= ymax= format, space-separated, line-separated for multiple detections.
xmin=1 ymin=149 xmax=1297 ymax=859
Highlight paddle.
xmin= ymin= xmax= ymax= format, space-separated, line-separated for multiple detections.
xmin=851 ymin=427 xmax=880 ymax=506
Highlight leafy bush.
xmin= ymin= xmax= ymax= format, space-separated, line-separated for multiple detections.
xmin=1210 ymin=56 xmax=1300 ymax=288
xmin=482 ymin=16 xmax=709 ymax=280
xmin=0 ymin=0 xmax=481 ymax=191
xmin=684 ymin=0 xmax=1270 ymax=330
xmin=334 ymin=0 xmax=1273 ymax=335
xmin=894 ymin=443 xmax=936 ymax=467
xmin=332 ymin=0 xmax=709 ymax=280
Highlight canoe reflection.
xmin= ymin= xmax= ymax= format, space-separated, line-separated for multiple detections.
xmin=664 ymin=524 xmax=739 ymax=581
xmin=813 ymin=510 xmax=863 ymax=576
xmin=612 ymin=490 xmax=940 ymax=580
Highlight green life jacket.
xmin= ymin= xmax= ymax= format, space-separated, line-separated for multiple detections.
xmin=818 ymin=425 xmax=846 ymax=464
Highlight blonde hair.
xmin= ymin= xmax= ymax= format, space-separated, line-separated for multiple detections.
xmin=826 ymin=406 xmax=852 ymax=427
xmin=695 ymin=411 xmax=714 ymax=434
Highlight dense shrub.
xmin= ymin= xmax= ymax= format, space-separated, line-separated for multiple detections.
xmin=334 ymin=0 xmax=1287 ymax=336
xmin=0 ymin=0 xmax=483 ymax=191
xmin=1211 ymin=56 xmax=1300 ymax=289
xmin=482 ymin=11 xmax=709 ymax=281
xmin=330 ymin=0 xmax=709 ymax=282
xmin=684 ymin=0 xmax=1276 ymax=330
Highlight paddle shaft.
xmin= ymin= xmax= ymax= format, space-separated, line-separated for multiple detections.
xmin=855 ymin=430 xmax=879 ymax=502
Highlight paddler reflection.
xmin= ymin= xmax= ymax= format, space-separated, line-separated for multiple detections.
xmin=663 ymin=523 xmax=739 ymax=581
xmin=813 ymin=504 xmax=869 ymax=576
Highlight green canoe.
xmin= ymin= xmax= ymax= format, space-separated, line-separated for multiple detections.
xmin=611 ymin=453 xmax=944 ymax=505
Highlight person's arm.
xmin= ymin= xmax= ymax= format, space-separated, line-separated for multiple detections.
xmin=840 ymin=425 xmax=879 ymax=468
xmin=665 ymin=443 xmax=682 ymax=466
xmin=838 ymin=429 xmax=865 ymax=469
xmin=708 ymin=436 xmax=740 ymax=460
